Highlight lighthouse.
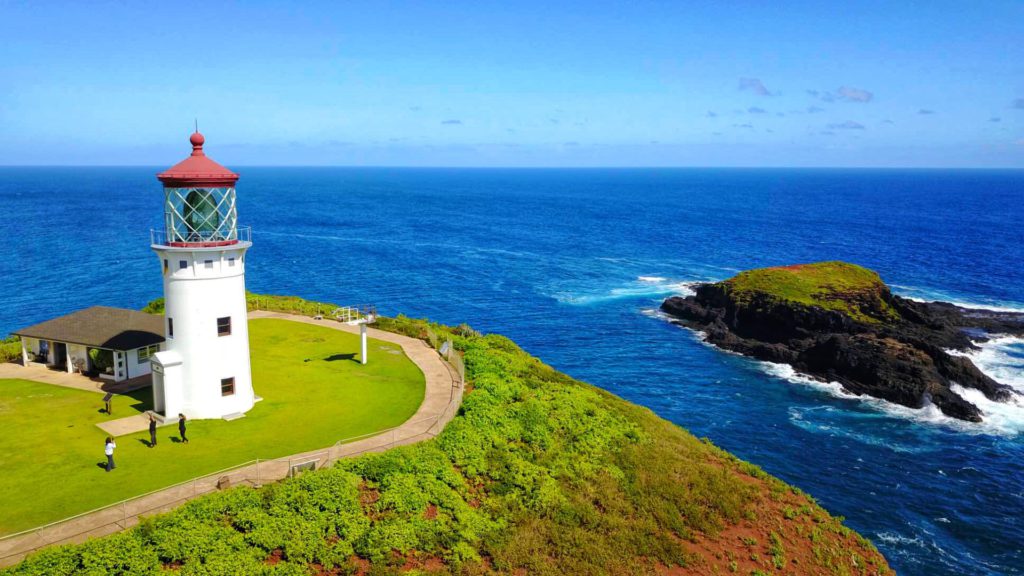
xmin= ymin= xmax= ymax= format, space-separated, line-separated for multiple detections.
xmin=149 ymin=132 xmax=256 ymax=420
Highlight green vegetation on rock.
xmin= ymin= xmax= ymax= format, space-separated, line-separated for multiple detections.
xmin=6 ymin=307 xmax=891 ymax=575
xmin=723 ymin=261 xmax=899 ymax=323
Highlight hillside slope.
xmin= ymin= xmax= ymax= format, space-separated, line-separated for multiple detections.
xmin=6 ymin=311 xmax=890 ymax=576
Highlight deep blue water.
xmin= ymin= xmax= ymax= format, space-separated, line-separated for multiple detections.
xmin=1 ymin=167 xmax=1023 ymax=575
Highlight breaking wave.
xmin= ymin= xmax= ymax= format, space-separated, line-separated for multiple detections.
xmin=653 ymin=312 xmax=1024 ymax=436
xmin=650 ymin=280 xmax=1024 ymax=436
xmin=760 ymin=357 xmax=1024 ymax=437
xmin=891 ymin=284 xmax=1024 ymax=313
xmin=553 ymin=277 xmax=697 ymax=305
xmin=947 ymin=336 xmax=1024 ymax=435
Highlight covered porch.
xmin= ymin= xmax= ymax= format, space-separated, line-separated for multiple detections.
xmin=12 ymin=306 xmax=165 ymax=384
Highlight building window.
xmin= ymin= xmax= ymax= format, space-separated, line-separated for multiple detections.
xmin=204 ymin=259 xmax=213 ymax=269
xmin=217 ymin=316 xmax=231 ymax=336
xmin=168 ymin=318 xmax=174 ymax=338
xmin=163 ymin=259 xmax=168 ymax=274
xmin=221 ymin=377 xmax=235 ymax=396
xmin=228 ymin=257 xmax=236 ymax=267
xmin=179 ymin=260 xmax=187 ymax=270
xmin=138 ymin=344 xmax=159 ymax=363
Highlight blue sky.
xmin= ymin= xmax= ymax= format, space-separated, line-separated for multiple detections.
xmin=1 ymin=1 xmax=1022 ymax=167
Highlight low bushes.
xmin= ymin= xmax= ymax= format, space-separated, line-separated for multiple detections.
xmin=0 ymin=336 xmax=21 ymax=363
xmin=140 ymin=298 xmax=165 ymax=315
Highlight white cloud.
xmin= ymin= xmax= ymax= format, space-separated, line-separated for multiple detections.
xmin=739 ymin=78 xmax=771 ymax=96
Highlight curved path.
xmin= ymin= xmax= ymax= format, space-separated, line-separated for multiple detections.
xmin=250 ymin=310 xmax=461 ymax=432
xmin=0 ymin=313 xmax=463 ymax=567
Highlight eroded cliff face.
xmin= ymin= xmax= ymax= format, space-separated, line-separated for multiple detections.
xmin=661 ymin=264 xmax=1024 ymax=422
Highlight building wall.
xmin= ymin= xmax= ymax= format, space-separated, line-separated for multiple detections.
xmin=127 ymin=344 xmax=161 ymax=380
xmin=18 ymin=336 xmax=161 ymax=382
xmin=153 ymin=243 xmax=254 ymax=419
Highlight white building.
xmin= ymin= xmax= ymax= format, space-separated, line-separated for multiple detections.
xmin=149 ymin=132 xmax=256 ymax=420
xmin=13 ymin=306 xmax=164 ymax=383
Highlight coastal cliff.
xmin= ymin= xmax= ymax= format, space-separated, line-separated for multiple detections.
xmin=661 ymin=262 xmax=1024 ymax=422
xmin=6 ymin=298 xmax=891 ymax=576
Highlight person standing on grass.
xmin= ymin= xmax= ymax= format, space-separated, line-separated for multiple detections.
xmin=178 ymin=413 xmax=188 ymax=443
xmin=149 ymin=414 xmax=157 ymax=447
xmin=104 ymin=437 xmax=116 ymax=471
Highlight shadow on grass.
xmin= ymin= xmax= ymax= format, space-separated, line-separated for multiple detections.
xmin=122 ymin=388 xmax=154 ymax=414
xmin=322 ymin=353 xmax=358 ymax=363
xmin=95 ymin=388 xmax=154 ymax=418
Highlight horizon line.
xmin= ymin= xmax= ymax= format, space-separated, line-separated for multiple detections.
xmin=1 ymin=164 xmax=1022 ymax=171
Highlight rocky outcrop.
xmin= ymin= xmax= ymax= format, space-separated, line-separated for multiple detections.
xmin=661 ymin=266 xmax=1024 ymax=422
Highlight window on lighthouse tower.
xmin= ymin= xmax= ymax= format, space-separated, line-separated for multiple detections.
xmin=184 ymin=189 xmax=220 ymax=241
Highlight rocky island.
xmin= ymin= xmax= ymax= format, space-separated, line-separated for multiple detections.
xmin=661 ymin=262 xmax=1024 ymax=422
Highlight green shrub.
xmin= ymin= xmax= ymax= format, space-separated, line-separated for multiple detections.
xmin=87 ymin=348 xmax=113 ymax=372
xmin=0 ymin=336 xmax=21 ymax=363
xmin=140 ymin=297 xmax=165 ymax=314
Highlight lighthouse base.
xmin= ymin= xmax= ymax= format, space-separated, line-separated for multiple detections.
xmin=151 ymin=350 xmax=254 ymax=420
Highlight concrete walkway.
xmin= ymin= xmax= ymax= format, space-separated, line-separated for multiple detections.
xmin=0 ymin=362 xmax=151 ymax=395
xmin=0 ymin=313 xmax=463 ymax=568
xmin=96 ymin=414 xmax=160 ymax=437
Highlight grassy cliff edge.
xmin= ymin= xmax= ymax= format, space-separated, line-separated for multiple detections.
xmin=6 ymin=296 xmax=891 ymax=575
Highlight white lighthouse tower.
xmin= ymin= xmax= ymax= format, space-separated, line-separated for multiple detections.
xmin=149 ymin=131 xmax=255 ymax=420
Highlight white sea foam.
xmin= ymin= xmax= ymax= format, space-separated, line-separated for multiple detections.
xmin=947 ymin=336 xmax=1024 ymax=390
xmin=650 ymin=290 xmax=1024 ymax=435
xmin=943 ymin=336 xmax=1024 ymax=434
xmin=787 ymin=406 xmax=928 ymax=453
xmin=760 ymin=361 xmax=987 ymax=433
xmin=759 ymin=362 xmax=856 ymax=399
xmin=950 ymin=384 xmax=1024 ymax=436
xmin=637 ymin=276 xmax=667 ymax=283
xmin=890 ymin=284 xmax=1024 ymax=313
xmin=555 ymin=278 xmax=697 ymax=305
xmin=760 ymin=357 xmax=1024 ymax=435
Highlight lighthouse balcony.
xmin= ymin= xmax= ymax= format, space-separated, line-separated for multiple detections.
xmin=151 ymin=226 xmax=251 ymax=248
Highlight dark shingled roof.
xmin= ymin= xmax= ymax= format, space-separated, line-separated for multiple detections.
xmin=13 ymin=306 xmax=165 ymax=351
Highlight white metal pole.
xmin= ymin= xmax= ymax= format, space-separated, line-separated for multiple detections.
xmin=360 ymin=324 xmax=367 ymax=365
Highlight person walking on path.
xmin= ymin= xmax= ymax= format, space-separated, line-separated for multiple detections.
xmin=149 ymin=415 xmax=157 ymax=447
xmin=104 ymin=437 xmax=116 ymax=472
xmin=178 ymin=413 xmax=188 ymax=443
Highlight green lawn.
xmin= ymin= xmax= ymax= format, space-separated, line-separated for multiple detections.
xmin=0 ymin=318 xmax=425 ymax=535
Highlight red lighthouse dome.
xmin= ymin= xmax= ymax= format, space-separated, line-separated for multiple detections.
xmin=154 ymin=131 xmax=246 ymax=248
xmin=157 ymin=131 xmax=239 ymax=188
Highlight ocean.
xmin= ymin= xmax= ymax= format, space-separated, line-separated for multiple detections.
xmin=1 ymin=167 xmax=1022 ymax=575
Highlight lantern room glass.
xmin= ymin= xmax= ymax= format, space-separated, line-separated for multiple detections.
xmin=164 ymin=187 xmax=238 ymax=243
